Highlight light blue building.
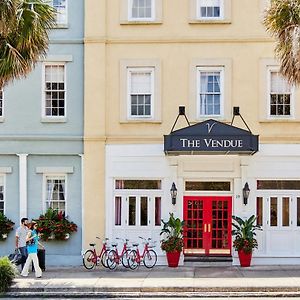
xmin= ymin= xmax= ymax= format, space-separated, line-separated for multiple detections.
xmin=0 ymin=0 xmax=84 ymax=265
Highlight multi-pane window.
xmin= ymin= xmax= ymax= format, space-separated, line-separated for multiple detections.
xmin=269 ymin=71 xmax=292 ymax=117
xmin=45 ymin=176 xmax=66 ymax=213
xmin=0 ymin=177 xmax=4 ymax=214
xmin=0 ymin=89 xmax=3 ymax=117
xmin=198 ymin=67 xmax=223 ymax=117
xmin=128 ymin=68 xmax=154 ymax=118
xmin=114 ymin=180 xmax=162 ymax=227
xmin=198 ymin=0 xmax=223 ymax=19
xmin=51 ymin=0 xmax=67 ymax=25
xmin=44 ymin=64 xmax=66 ymax=117
xmin=129 ymin=0 xmax=154 ymax=20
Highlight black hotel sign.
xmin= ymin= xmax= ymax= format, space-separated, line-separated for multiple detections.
xmin=164 ymin=119 xmax=259 ymax=155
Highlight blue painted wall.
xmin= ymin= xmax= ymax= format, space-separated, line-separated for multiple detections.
xmin=0 ymin=0 xmax=84 ymax=266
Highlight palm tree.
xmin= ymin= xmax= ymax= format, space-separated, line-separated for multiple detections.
xmin=264 ymin=0 xmax=300 ymax=85
xmin=0 ymin=0 xmax=56 ymax=88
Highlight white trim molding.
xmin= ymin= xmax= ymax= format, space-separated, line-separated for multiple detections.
xmin=36 ymin=167 xmax=74 ymax=174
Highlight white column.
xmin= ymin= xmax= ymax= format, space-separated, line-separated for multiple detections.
xmin=79 ymin=154 xmax=84 ymax=254
xmin=17 ymin=154 xmax=28 ymax=219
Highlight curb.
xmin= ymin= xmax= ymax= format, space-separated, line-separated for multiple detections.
xmin=4 ymin=287 xmax=300 ymax=298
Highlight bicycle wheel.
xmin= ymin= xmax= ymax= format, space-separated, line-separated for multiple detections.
xmin=82 ymin=250 xmax=96 ymax=270
xmin=100 ymin=249 xmax=110 ymax=268
xmin=143 ymin=249 xmax=157 ymax=268
xmin=121 ymin=249 xmax=131 ymax=268
xmin=107 ymin=249 xmax=118 ymax=270
xmin=128 ymin=250 xmax=139 ymax=270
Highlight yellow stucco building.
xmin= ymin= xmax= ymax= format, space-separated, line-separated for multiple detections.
xmin=84 ymin=0 xmax=300 ymax=265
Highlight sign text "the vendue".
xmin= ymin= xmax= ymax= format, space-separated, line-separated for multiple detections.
xmin=180 ymin=138 xmax=243 ymax=148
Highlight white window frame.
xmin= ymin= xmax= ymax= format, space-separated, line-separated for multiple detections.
xmin=0 ymin=175 xmax=6 ymax=215
xmin=197 ymin=66 xmax=224 ymax=118
xmin=128 ymin=0 xmax=155 ymax=21
xmin=127 ymin=67 xmax=155 ymax=120
xmin=267 ymin=67 xmax=294 ymax=119
xmin=42 ymin=62 xmax=67 ymax=120
xmin=43 ymin=174 xmax=67 ymax=215
xmin=197 ymin=0 xmax=224 ymax=20
xmin=113 ymin=180 xmax=162 ymax=229
xmin=51 ymin=0 xmax=68 ymax=26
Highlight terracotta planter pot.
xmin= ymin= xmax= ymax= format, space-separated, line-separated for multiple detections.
xmin=238 ymin=250 xmax=252 ymax=267
xmin=166 ymin=251 xmax=181 ymax=267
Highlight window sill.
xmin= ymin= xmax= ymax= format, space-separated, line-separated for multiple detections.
xmin=189 ymin=19 xmax=231 ymax=24
xmin=41 ymin=117 xmax=67 ymax=123
xmin=53 ymin=23 xmax=69 ymax=29
xmin=120 ymin=119 xmax=162 ymax=124
xmin=120 ymin=20 xmax=162 ymax=25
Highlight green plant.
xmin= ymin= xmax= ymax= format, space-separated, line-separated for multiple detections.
xmin=160 ymin=213 xmax=184 ymax=252
xmin=232 ymin=215 xmax=261 ymax=254
xmin=35 ymin=208 xmax=77 ymax=241
xmin=0 ymin=213 xmax=15 ymax=241
xmin=0 ymin=256 xmax=17 ymax=293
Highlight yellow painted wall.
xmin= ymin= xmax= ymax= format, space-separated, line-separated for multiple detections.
xmin=84 ymin=0 xmax=300 ymax=245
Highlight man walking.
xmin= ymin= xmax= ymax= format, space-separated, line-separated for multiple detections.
xmin=15 ymin=218 xmax=29 ymax=270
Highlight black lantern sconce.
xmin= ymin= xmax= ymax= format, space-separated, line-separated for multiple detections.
xmin=170 ymin=182 xmax=177 ymax=205
xmin=242 ymin=182 xmax=250 ymax=205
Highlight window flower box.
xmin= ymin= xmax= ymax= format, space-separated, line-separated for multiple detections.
xmin=35 ymin=208 xmax=77 ymax=242
xmin=0 ymin=213 xmax=14 ymax=241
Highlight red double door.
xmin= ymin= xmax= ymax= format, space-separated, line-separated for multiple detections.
xmin=183 ymin=196 xmax=232 ymax=256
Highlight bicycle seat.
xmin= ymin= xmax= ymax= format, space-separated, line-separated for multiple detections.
xmin=112 ymin=243 xmax=118 ymax=247
xmin=89 ymin=243 xmax=96 ymax=247
xmin=133 ymin=243 xmax=139 ymax=247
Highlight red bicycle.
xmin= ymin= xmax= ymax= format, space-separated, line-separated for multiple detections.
xmin=82 ymin=237 xmax=110 ymax=269
xmin=106 ymin=238 xmax=131 ymax=270
xmin=128 ymin=236 xmax=157 ymax=270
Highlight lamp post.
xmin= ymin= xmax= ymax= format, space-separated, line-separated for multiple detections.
xmin=242 ymin=182 xmax=250 ymax=205
xmin=170 ymin=182 xmax=177 ymax=205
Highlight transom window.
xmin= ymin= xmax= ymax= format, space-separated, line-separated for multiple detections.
xmin=44 ymin=64 xmax=66 ymax=118
xmin=127 ymin=68 xmax=154 ymax=118
xmin=198 ymin=67 xmax=223 ymax=117
xmin=51 ymin=0 xmax=67 ymax=25
xmin=185 ymin=181 xmax=230 ymax=191
xmin=269 ymin=71 xmax=292 ymax=117
xmin=198 ymin=0 xmax=223 ymax=19
xmin=129 ymin=0 xmax=154 ymax=20
xmin=45 ymin=176 xmax=66 ymax=213
xmin=0 ymin=89 xmax=3 ymax=117
xmin=0 ymin=176 xmax=4 ymax=214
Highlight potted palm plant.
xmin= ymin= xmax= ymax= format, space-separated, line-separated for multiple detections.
xmin=160 ymin=213 xmax=184 ymax=267
xmin=232 ymin=215 xmax=261 ymax=267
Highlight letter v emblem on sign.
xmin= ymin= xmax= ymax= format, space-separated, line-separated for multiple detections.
xmin=206 ymin=122 xmax=216 ymax=133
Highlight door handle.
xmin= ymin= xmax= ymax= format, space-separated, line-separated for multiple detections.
xmin=208 ymin=224 xmax=211 ymax=233
xmin=204 ymin=224 xmax=207 ymax=232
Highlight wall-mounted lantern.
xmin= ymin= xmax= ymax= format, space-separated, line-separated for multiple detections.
xmin=243 ymin=182 xmax=250 ymax=205
xmin=170 ymin=182 xmax=177 ymax=205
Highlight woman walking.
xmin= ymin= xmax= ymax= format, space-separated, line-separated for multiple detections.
xmin=21 ymin=221 xmax=43 ymax=278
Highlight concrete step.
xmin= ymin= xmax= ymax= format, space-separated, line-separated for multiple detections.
xmin=184 ymin=255 xmax=232 ymax=267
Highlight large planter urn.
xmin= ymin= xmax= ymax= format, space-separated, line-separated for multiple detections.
xmin=166 ymin=251 xmax=181 ymax=268
xmin=238 ymin=250 xmax=252 ymax=267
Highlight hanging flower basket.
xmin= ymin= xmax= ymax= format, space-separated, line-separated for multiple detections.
xmin=0 ymin=213 xmax=14 ymax=241
xmin=35 ymin=208 xmax=77 ymax=241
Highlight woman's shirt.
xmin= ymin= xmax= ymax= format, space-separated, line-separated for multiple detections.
xmin=27 ymin=229 xmax=39 ymax=254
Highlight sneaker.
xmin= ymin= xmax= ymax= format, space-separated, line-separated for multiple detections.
xmin=36 ymin=276 xmax=42 ymax=278
xmin=20 ymin=274 xmax=28 ymax=277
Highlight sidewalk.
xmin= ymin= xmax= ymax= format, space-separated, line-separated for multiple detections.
xmin=5 ymin=265 xmax=300 ymax=298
